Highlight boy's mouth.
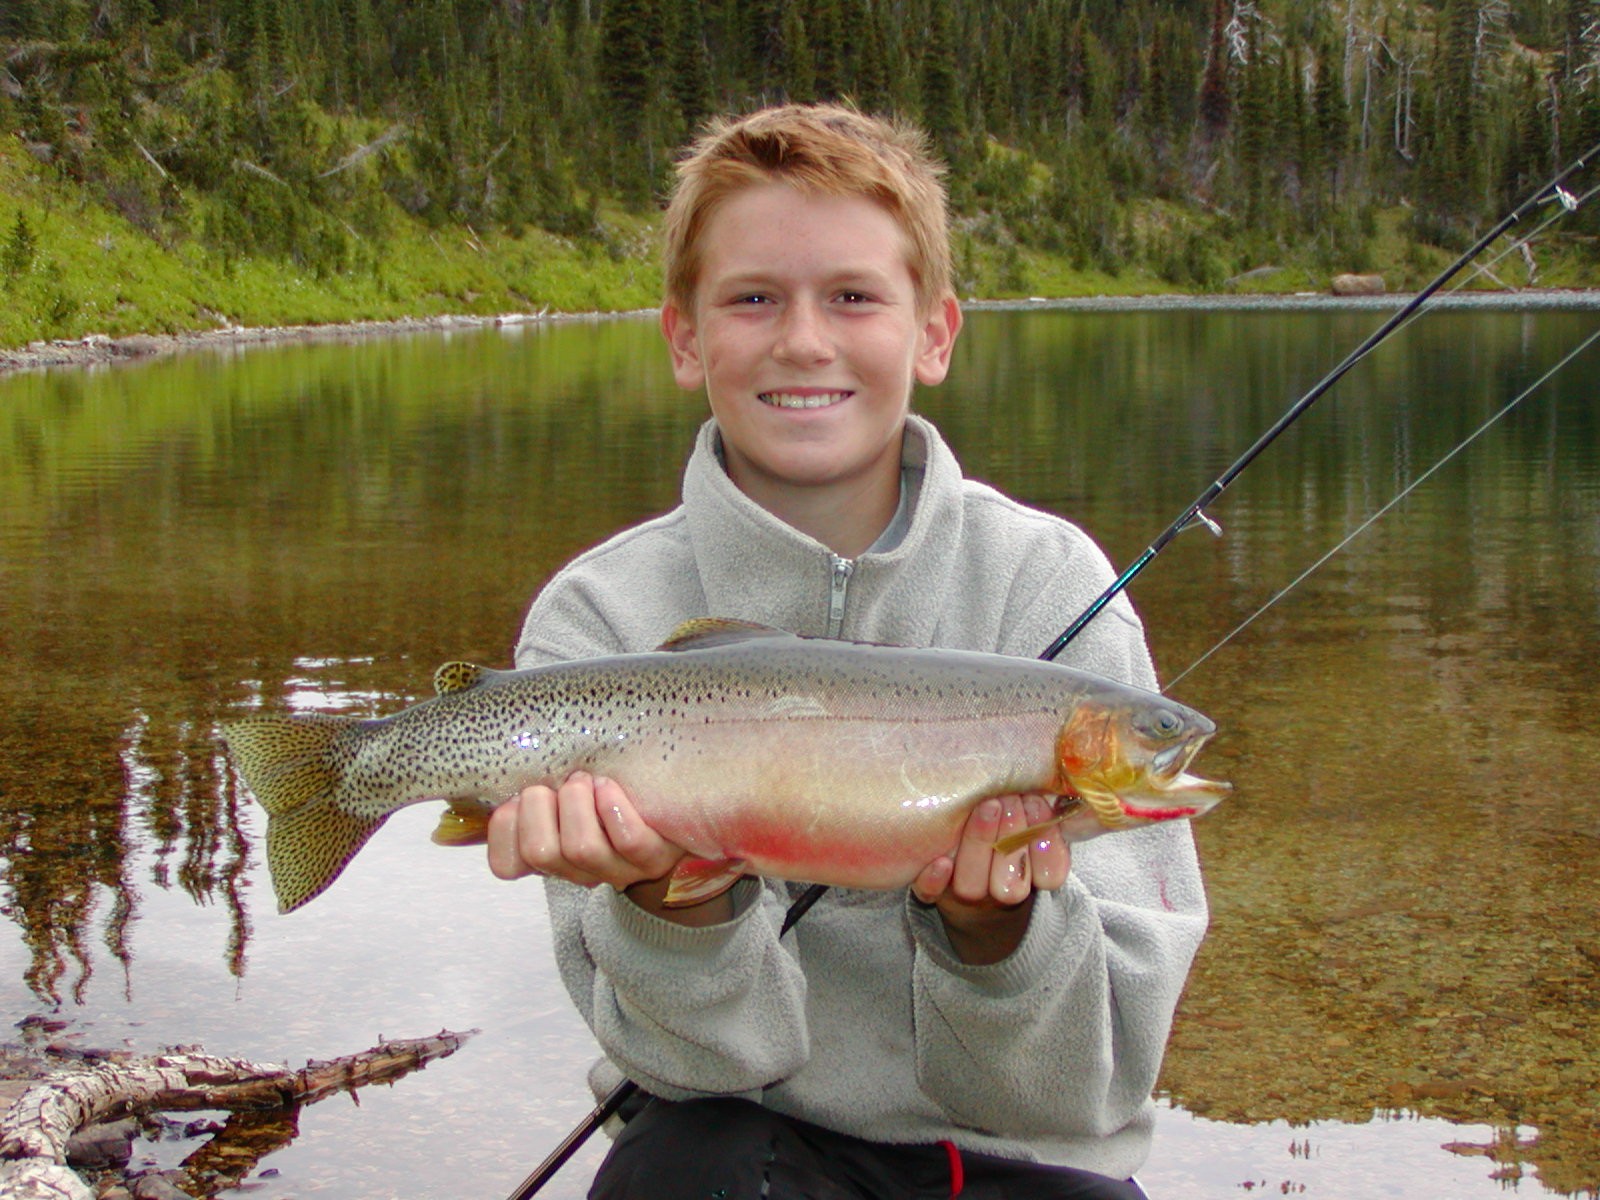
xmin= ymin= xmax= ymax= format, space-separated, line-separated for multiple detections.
xmin=758 ymin=391 xmax=852 ymax=410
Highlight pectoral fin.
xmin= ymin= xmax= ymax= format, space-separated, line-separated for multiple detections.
xmin=990 ymin=794 xmax=1122 ymax=855
xmin=662 ymin=857 xmax=748 ymax=906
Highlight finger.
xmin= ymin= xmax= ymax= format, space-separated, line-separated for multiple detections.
xmin=522 ymin=783 xmax=605 ymax=886
xmin=911 ymin=855 xmax=954 ymax=905
xmin=556 ymin=771 xmax=621 ymax=878
xmin=1023 ymin=794 xmax=1071 ymax=892
xmin=593 ymin=776 xmax=680 ymax=879
xmin=949 ymin=798 xmax=1002 ymax=903
xmin=486 ymin=795 xmax=535 ymax=880
xmin=488 ymin=786 xmax=600 ymax=885
xmin=988 ymin=797 xmax=1031 ymax=905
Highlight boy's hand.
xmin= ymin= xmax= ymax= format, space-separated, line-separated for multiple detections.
xmin=911 ymin=794 xmax=1071 ymax=966
xmin=487 ymin=773 xmax=735 ymax=926
xmin=487 ymin=771 xmax=681 ymax=888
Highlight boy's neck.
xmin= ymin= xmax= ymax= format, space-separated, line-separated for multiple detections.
xmin=728 ymin=453 xmax=902 ymax=561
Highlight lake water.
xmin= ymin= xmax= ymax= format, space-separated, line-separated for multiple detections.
xmin=2 ymin=301 xmax=1597 ymax=1199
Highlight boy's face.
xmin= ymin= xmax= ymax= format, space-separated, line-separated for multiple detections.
xmin=661 ymin=182 xmax=960 ymax=514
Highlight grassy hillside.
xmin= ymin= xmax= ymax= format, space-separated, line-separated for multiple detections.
xmin=1 ymin=132 xmax=1590 ymax=355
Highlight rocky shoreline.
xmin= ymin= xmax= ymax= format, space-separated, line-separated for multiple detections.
xmin=0 ymin=308 xmax=647 ymax=374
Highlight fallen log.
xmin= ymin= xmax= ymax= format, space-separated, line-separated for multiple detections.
xmin=1 ymin=1030 xmax=476 ymax=1197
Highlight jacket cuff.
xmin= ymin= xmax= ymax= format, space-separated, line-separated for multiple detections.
xmin=905 ymin=877 xmax=1093 ymax=995
xmin=602 ymin=877 xmax=765 ymax=953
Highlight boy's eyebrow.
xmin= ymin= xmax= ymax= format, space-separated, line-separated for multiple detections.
xmin=708 ymin=263 xmax=907 ymax=292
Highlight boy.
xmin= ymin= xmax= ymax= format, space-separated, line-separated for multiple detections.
xmin=487 ymin=104 xmax=1206 ymax=1199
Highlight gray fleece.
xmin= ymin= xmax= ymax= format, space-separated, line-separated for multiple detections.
xmin=514 ymin=415 xmax=1207 ymax=1179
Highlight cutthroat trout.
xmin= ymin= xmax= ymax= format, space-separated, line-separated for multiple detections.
xmin=223 ymin=620 xmax=1229 ymax=912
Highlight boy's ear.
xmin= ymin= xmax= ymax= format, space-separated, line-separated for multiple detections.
xmin=914 ymin=296 xmax=963 ymax=387
xmin=661 ymin=302 xmax=706 ymax=392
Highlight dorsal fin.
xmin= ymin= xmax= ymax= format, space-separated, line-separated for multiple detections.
xmin=656 ymin=624 xmax=793 ymax=652
xmin=657 ymin=618 xmax=794 ymax=652
xmin=433 ymin=661 xmax=494 ymax=695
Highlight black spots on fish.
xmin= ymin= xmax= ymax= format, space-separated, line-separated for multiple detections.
xmin=267 ymin=793 xmax=387 ymax=912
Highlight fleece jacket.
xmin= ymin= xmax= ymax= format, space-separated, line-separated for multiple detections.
xmin=513 ymin=414 xmax=1208 ymax=1180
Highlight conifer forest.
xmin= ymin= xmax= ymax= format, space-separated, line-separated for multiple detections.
xmin=1 ymin=0 xmax=1598 ymax=341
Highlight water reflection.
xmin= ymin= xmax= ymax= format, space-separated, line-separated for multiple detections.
xmin=1 ymin=306 xmax=1597 ymax=1197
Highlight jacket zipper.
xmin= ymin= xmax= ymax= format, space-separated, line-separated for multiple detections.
xmin=827 ymin=555 xmax=853 ymax=638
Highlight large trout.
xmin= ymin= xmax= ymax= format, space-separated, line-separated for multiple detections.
xmin=223 ymin=620 xmax=1229 ymax=913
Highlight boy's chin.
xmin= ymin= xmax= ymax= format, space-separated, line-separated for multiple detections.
xmin=728 ymin=443 xmax=903 ymax=493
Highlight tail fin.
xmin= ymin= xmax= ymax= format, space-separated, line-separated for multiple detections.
xmin=224 ymin=714 xmax=387 ymax=913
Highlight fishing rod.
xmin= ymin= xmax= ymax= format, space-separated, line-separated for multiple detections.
xmin=506 ymin=138 xmax=1600 ymax=1200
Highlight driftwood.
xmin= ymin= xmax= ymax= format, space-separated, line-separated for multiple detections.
xmin=0 ymin=1029 xmax=476 ymax=1198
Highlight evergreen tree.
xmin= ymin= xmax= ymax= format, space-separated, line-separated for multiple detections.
xmin=1198 ymin=0 xmax=1232 ymax=140
xmin=853 ymin=0 xmax=892 ymax=114
xmin=1146 ymin=22 xmax=1173 ymax=146
xmin=599 ymin=0 xmax=656 ymax=201
xmin=809 ymin=0 xmax=847 ymax=101
xmin=780 ymin=2 xmax=815 ymax=102
xmin=1310 ymin=35 xmax=1350 ymax=197
xmin=670 ymin=0 xmax=715 ymax=134
xmin=1235 ymin=20 xmax=1276 ymax=223
xmin=921 ymin=0 xmax=963 ymax=163
xmin=1422 ymin=0 xmax=1491 ymax=223
xmin=2 ymin=213 xmax=37 ymax=279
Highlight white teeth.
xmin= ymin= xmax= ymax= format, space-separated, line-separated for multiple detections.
xmin=759 ymin=391 xmax=849 ymax=409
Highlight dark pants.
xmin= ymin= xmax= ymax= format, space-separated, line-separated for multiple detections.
xmin=588 ymin=1096 xmax=1149 ymax=1200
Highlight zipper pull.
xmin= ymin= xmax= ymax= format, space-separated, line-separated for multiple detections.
xmin=827 ymin=556 xmax=854 ymax=638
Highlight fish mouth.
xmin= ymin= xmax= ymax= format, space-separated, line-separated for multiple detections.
xmin=1070 ymin=732 xmax=1231 ymax=828
xmin=1123 ymin=735 xmax=1231 ymax=819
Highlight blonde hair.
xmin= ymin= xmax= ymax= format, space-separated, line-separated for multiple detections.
xmin=662 ymin=104 xmax=952 ymax=316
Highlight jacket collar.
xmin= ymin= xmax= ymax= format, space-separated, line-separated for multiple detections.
xmin=682 ymin=415 xmax=965 ymax=644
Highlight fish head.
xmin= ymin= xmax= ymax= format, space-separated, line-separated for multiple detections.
xmin=1054 ymin=694 xmax=1230 ymax=831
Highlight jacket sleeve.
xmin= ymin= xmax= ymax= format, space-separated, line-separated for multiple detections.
xmin=547 ymin=877 xmax=811 ymax=1098
xmin=906 ymin=536 xmax=1210 ymax=1138
xmin=516 ymin=560 xmax=813 ymax=1099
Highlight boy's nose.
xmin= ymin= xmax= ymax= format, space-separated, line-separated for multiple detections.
xmin=773 ymin=300 xmax=835 ymax=366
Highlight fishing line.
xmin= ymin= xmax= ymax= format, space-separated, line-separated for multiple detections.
xmin=1162 ymin=173 xmax=1600 ymax=689
xmin=1448 ymin=179 xmax=1600 ymax=294
xmin=1038 ymin=134 xmax=1600 ymax=664
xmin=1165 ymin=323 xmax=1600 ymax=690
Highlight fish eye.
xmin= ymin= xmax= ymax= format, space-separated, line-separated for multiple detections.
xmin=1149 ymin=708 xmax=1184 ymax=737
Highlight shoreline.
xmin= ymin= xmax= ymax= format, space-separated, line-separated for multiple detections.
xmin=3 ymin=288 xmax=1597 ymax=375
xmin=0 ymin=307 xmax=656 ymax=374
